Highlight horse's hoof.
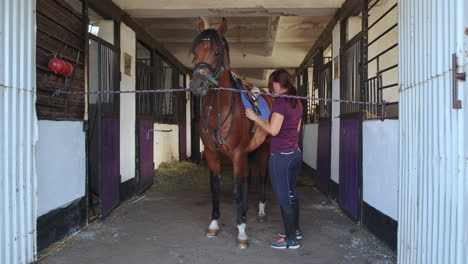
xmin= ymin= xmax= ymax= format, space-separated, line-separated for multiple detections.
xmin=237 ymin=239 xmax=249 ymax=249
xmin=206 ymin=229 xmax=219 ymax=238
xmin=257 ymin=215 xmax=266 ymax=223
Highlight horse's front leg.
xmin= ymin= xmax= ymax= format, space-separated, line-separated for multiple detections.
xmin=233 ymin=151 xmax=249 ymax=249
xmin=205 ymin=148 xmax=221 ymax=237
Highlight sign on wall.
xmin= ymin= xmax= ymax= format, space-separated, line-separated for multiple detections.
xmin=333 ymin=56 xmax=340 ymax=79
xmin=123 ymin=52 xmax=132 ymax=76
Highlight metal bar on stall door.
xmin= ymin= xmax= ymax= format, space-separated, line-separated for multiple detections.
xmin=377 ymin=64 xmax=398 ymax=75
xmin=367 ymin=43 xmax=398 ymax=63
xmin=367 ymin=0 xmax=381 ymax=13
xmin=379 ymin=83 xmax=399 ymax=90
xmin=367 ymin=23 xmax=398 ymax=47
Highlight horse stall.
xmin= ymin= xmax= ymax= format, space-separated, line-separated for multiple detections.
xmin=86 ymin=8 xmax=123 ymax=219
xmin=0 ymin=0 xmax=468 ymax=264
xmin=35 ymin=0 xmax=87 ymax=252
xmin=5 ymin=0 xmax=468 ymax=263
xmin=29 ymin=0 xmax=399 ymax=262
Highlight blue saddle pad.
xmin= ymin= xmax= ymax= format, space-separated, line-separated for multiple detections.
xmin=241 ymin=92 xmax=271 ymax=120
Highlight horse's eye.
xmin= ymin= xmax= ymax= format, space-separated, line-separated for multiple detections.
xmin=214 ymin=51 xmax=220 ymax=56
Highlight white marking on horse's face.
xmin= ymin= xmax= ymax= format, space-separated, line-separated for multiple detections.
xmin=237 ymin=223 xmax=248 ymax=240
xmin=258 ymin=202 xmax=266 ymax=217
xmin=209 ymin=219 xmax=219 ymax=230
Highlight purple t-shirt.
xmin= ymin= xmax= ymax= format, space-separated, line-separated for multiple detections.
xmin=270 ymin=98 xmax=303 ymax=154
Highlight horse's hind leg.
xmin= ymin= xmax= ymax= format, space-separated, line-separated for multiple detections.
xmin=205 ymin=148 xmax=221 ymax=237
xmin=257 ymin=143 xmax=269 ymax=223
xmin=233 ymin=151 xmax=249 ymax=249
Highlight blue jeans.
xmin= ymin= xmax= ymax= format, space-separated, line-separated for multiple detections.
xmin=269 ymin=149 xmax=303 ymax=206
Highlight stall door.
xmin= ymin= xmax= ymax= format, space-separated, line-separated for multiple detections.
xmin=339 ymin=35 xmax=362 ymax=220
xmin=88 ymin=37 xmax=120 ymax=217
xmin=136 ymin=61 xmax=155 ymax=191
xmin=317 ymin=121 xmax=332 ymax=193
xmin=316 ymin=61 xmax=332 ymax=193
xmin=339 ymin=119 xmax=360 ymax=219
xmin=138 ymin=119 xmax=154 ymax=191
xmin=101 ymin=117 xmax=120 ymax=216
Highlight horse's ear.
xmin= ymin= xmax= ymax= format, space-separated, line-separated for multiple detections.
xmin=218 ymin=18 xmax=228 ymax=36
xmin=197 ymin=18 xmax=205 ymax=33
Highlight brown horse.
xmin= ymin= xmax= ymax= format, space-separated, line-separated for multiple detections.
xmin=189 ymin=18 xmax=272 ymax=248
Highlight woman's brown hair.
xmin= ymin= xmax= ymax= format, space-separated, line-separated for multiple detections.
xmin=268 ymin=68 xmax=299 ymax=108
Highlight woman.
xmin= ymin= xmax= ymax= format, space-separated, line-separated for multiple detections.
xmin=245 ymin=69 xmax=303 ymax=249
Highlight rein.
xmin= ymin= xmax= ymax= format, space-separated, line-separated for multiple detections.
xmin=193 ymin=37 xmax=235 ymax=151
xmin=201 ymin=78 xmax=236 ymax=151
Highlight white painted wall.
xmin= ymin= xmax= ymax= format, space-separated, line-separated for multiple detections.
xmin=154 ymin=123 xmax=180 ymax=168
xmin=302 ymin=124 xmax=318 ymax=169
xmin=347 ymin=16 xmax=362 ymax=41
xmin=36 ymin=121 xmax=86 ymax=216
xmin=120 ymin=23 xmax=136 ymax=183
xmin=185 ymin=76 xmax=192 ymax=158
xmin=363 ymin=120 xmax=398 ymax=220
xmin=96 ymin=20 xmax=114 ymax=45
xmin=330 ymin=23 xmax=341 ymax=183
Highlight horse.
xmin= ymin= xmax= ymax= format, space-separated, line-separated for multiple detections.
xmin=189 ymin=18 xmax=272 ymax=249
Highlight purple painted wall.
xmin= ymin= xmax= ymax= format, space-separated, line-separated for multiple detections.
xmin=317 ymin=120 xmax=332 ymax=193
xmin=139 ymin=119 xmax=154 ymax=190
xmin=339 ymin=119 xmax=360 ymax=219
xmin=101 ymin=117 xmax=120 ymax=216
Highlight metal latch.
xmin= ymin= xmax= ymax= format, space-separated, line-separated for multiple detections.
xmin=452 ymin=53 xmax=465 ymax=109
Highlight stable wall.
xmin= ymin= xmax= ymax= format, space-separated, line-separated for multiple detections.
xmin=96 ymin=20 xmax=114 ymax=45
xmin=154 ymin=123 xmax=180 ymax=168
xmin=302 ymin=124 xmax=318 ymax=169
xmin=185 ymin=79 xmax=192 ymax=158
xmin=119 ymin=23 xmax=136 ymax=183
xmin=36 ymin=121 xmax=86 ymax=215
xmin=330 ymin=23 xmax=341 ymax=184
xmin=36 ymin=121 xmax=87 ymax=251
xmin=363 ymin=120 xmax=398 ymax=220
xmin=362 ymin=119 xmax=398 ymax=251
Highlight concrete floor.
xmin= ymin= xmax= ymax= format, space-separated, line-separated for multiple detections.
xmin=39 ymin=166 xmax=396 ymax=264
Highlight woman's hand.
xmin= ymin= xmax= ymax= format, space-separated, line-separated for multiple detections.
xmin=245 ymin=108 xmax=259 ymax=122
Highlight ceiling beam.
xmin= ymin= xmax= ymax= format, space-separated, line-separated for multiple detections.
xmin=234 ymin=70 xmax=266 ymax=81
xmin=113 ymin=0 xmax=345 ymax=10
xmin=264 ymin=16 xmax=280 ymax=56
xmin=121 ymin=8 xmax=338 ymax=18
xmin=86 ymin=0 xmax=190 ymax=75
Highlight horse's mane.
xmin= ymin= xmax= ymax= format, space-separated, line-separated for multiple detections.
xmin=191 ymin=29 xmax=230 ymax=62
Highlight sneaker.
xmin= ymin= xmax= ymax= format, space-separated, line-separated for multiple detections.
xmin=270 ymin=237 xmax=300 ymax=249
xmin=278 ymin=229 xmax=303 ymax=240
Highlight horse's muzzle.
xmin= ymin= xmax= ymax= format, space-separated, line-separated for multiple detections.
xmin=190 ymin=76 xmax=210 ymax=96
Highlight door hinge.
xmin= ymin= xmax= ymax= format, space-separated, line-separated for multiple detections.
xmin=452 ymin=53 xmax=465 ymax=109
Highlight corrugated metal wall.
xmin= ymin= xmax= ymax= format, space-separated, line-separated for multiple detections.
xmin=0 ymin=0 xmax=38 ymax=263
xmin=398 ymin=0 xmax=467 ymax=263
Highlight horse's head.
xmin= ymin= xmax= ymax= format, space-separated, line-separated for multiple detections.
xmin=190 ymin=18 xmax=229 ymax=96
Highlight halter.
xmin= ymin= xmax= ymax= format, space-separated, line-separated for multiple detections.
xmin=193 ymin=62 xmax=227 ymax=87
xmin=192 ymin=38 xmax=229 ymax=87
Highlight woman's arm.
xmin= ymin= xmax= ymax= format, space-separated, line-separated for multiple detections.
xmin=297 ymin=119 xmax=302 ymax=133
xmin=245 ymin=108 xmax=284 ymax=136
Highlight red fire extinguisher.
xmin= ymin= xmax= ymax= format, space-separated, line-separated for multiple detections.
xmin=48 ymin=58 xmax=74 ymax=76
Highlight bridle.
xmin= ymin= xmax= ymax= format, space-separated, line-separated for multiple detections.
xmin=192 ymin=38 xmax=229 ymax=87
xmin=192 ymin=37 xmax=235 ymax=150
